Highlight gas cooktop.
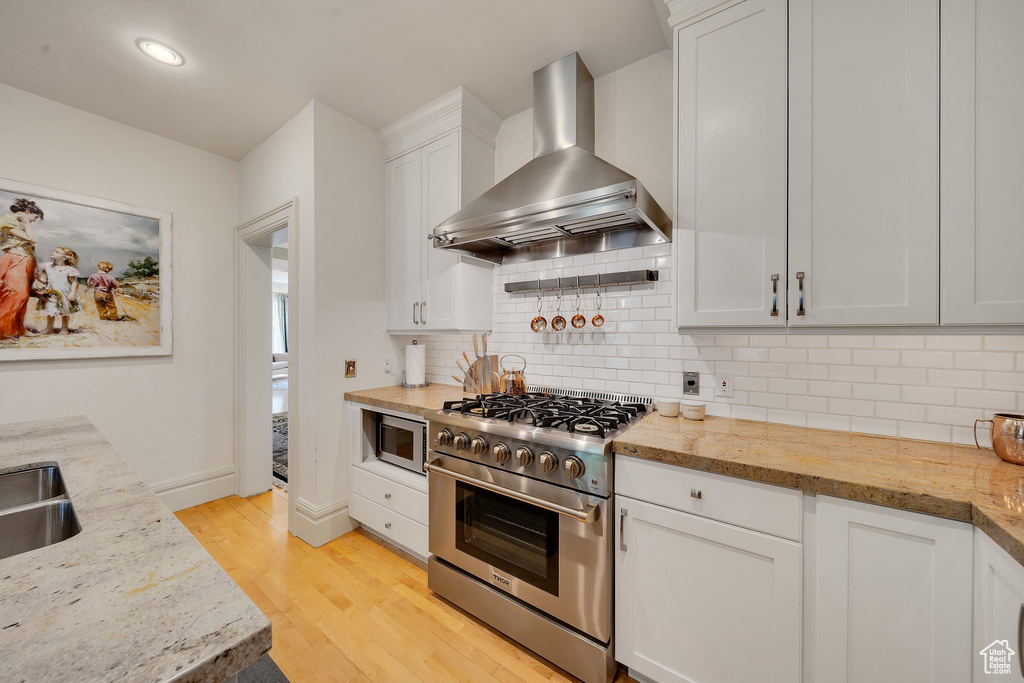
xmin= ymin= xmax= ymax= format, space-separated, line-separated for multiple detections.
xmin=438 ymin=391 xmax=649 ymax=441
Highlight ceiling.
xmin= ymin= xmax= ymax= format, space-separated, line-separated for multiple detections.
xmin=0 ymin=0 xmax=669 ymax=161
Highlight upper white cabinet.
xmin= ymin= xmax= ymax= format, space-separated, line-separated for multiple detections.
xmin=811 ymin=496 xmax=972 ymax=683
xmin=381 ymin=88 xmax=500 ymax=334
xmin=941 ymin=0 xmax=1024 ymax=325
xmin=974 ymin=528 xmax=1024 ymax=680
xmin=788 ymin=0 xmax=939 ymax=327
xmin=674 ymin=0 xmax=788 ymax=328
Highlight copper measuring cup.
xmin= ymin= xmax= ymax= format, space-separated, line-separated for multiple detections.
xmin=530 ymin=294 xmax=547 ymax=333
xmin=551 ymin=292 xmax=566 ymax=331
xmin=592 ymin=290 xmax=605 ymax=327
xmin=571 ymin=289 xmax=586 ymax=329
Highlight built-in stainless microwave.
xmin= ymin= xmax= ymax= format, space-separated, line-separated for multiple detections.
xmin=376 ymin=414 xmax=427 ymax=475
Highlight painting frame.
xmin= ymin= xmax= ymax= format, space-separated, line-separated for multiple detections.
xmin=0 ymin=177 xmax=172 ymax=361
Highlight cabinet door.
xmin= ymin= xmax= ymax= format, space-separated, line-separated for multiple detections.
xmin=974 ymin=528 xmax=1024 ymax=680
xmin=941 ymin=0 xmax=1024 ymax=325
xmin=788 ymin=0 xmax=939 ymax=327
xmin=813 ymin=496 xmax=972 ymax=683
xmin=386 ymin=150 xmax=423 ymax=331
xmin=676 ymin=0 xmax=788 ymax=329
xmin=615 ymin=495 xmax=801 ymax=683
xmin=421 ymin=131 xmax=461 ymax=331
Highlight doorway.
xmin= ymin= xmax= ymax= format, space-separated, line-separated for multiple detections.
xmin=234 ymin=199 xmax=300 ymax=533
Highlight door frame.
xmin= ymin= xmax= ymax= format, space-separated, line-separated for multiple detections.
xmin=233 ymin=198 xmax=300 ymax=532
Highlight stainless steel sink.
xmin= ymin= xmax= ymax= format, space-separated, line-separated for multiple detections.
xmin=0 ymin=466 xmax=68 ymax=510
xmin=0 ymin=465 xmax=81 ymax=560
xmin=0 ymin=500 xmax=81 ymax=560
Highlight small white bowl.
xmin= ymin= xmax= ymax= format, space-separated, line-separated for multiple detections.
xmin=682 ymin=402 xmax=706 ymax=421
xmin=656 ymin=400 xmax=680 ymax=418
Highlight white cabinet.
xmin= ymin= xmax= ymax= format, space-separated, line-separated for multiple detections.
xmin=382 ymin=88 xmax=500 ymax=334
xmin=345 ymin=401 xmax=430 ymax=559
xmin=788 ymin=0 xmax=939 ymax=327
xmin=941 ymin=0 xmax=1024 ymax=325
xmin=811 ymin=496 xmax=972 ymax=683
xmin=974 ymin=528 xmax=1024 ymax=680
xmin=674 ymin=0 xmax=788 ymax=328
xmin=615 ymin=456 xmax=802 ymax=683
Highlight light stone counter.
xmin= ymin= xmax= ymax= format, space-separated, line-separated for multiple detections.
xmin=0 ymin=416 xmax=271 ymax=682
xmin=344 ymin=383 xmax=469 ymax=417
xmin=613 ymin=413 xmax=1024 ymax=568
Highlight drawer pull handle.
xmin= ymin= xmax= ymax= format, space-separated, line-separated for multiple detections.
xmin=796 ymin=271 xmax=806 ymax=316
xmin=384 ymin=492 xmax=392 ymax=500
xmin=619 ymin=508 xmax=628 ymax=552
xmin=691 ymin=489 xmax=702 ymax=500
xmin=770 ymin=274 xmax=779 ymax=316
xmin=384 ymin=522 xmax=392 ymax=529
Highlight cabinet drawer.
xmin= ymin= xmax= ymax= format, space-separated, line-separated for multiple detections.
xmin=351 ymin=465 xmax=428 ymax=524
xmin=349 ymin=493 xmax=428 ymax=559
xmin=615 ymin=455 xmax=801 ymax=541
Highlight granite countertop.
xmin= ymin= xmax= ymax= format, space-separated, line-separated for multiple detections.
xmin=344 ymin=383 xmax=468 ymax=417
xmin=0 ymin=416 xmax=271 ymax=683
xmin=613 ymin=413 xmax=1024 ymax=566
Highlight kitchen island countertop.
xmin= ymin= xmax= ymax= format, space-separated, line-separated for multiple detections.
xmin=0 ymin=416 xmax=271 ymax=683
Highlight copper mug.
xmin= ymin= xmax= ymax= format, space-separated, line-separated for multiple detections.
xmin=975 ymin=413 xmax=1024 ymax=465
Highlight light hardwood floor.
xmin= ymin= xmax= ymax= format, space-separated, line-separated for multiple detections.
xmin=176 ymin=488 xmax=637 ymax=683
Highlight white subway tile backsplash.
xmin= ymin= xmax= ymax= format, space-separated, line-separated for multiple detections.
xmin=421 ymin=254 xmax=1024 ymax=448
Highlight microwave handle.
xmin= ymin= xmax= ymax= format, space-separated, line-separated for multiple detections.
xmin=426 ymin=458 xmax=597 ymax=523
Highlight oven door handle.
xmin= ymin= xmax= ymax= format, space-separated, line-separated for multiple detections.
xmin=426 ymin=459 xmax=598 ymax=524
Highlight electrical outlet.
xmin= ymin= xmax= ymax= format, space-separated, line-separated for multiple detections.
xmin=345 ymin=359 xmax=356 ymax=378
xmin=683 ymin=371 xmax=700 ymax=396
xmin=716 ymin=373 xmax=734 ymax=398
xmin=383 ymin=356 xmax=391 ymax=373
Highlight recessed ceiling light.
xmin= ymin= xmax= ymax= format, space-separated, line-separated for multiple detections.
xmin=136 ymin=39 xmax=184 ymax=66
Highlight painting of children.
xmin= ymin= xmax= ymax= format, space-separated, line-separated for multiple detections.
xmin=88 ymin=261 xmax=122 ymax=321
xmin=0 ymin=178 xmax=171 ymax=361
xmin=35 ymin=246 xmax=82 ymax=334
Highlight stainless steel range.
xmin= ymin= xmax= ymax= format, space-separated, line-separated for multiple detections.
xmin=424 ymin=389 xmax=649 ymax=683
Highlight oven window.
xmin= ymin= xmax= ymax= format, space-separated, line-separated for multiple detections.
xmin=455 ymin=481 xmax=559 ymax=596
xmin=379 ymin=424 xmax=414 ymax=463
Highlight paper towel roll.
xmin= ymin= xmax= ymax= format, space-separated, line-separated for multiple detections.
xmin=405 ymin=343 xmax=426 ymax=386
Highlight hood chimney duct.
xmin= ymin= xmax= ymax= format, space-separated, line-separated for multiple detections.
xmin=533 ymin=53 xmax=595 ymax=156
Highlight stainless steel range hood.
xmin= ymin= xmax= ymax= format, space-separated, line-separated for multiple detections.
xmin=429 ymin=53 xmax=672 ymax=265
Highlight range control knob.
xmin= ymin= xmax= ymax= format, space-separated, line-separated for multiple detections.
xmin=563 ymin=456 xmax=585 ymax=479
xmin=492 ymin=443 xmax=510 ymax=463
xmin=470 ymin=436 xmax=488 ymax=456
xmin=453 ymin=433 xmax=470 ymax=451
xmin=538 ymin=451 xmax=558 ymax=473
xmin=515 ymin=447 xmax=534 ymax=467
xmin=435 ymin=429 xmax=453 ymax=447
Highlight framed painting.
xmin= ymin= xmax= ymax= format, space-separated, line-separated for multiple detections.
xmin=0 ymin=177 xmax=171 ymax=360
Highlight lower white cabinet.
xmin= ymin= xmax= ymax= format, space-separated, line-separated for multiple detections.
xmin=615 ymin=493 xmax=802 ymax=683
xmin=974 ymin=528 xmax=1024 ymax=680
xmin=811 ymin=496 xmax=973 ymax=683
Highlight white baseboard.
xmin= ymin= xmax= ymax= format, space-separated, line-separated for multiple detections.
xmin=294 ymin=495 xmax=356 ymax=547
xmin=150 ymin=465 xmax=236 ymax=512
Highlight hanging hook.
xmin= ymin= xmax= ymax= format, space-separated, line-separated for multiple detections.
xmin=537 ymin=293 xmax=543 ymax=313
xmin=596 ymin=289 xmax=602 ymax=310
xmin=576 ymin=289 xmax=582 ymax=310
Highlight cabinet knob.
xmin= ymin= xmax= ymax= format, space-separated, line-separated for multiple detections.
xmin=384 ymin=492 xmax=391 ymax=500
xmin=384 ymin=522 xmax=392 ymax=529
xmin=691 ymin=488 xmax=702 ymax=500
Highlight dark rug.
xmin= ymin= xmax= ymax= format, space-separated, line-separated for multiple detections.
xmin=272 ymin=412 xmax=288 ymax=483
xmin=239 ymin=654 xmax=289 ymax=682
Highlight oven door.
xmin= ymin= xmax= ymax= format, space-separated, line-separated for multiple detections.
xmin=427 ymin=455 xmax=612 ymax=643
xmin=377 ymin=415 xmax=425 ymax=474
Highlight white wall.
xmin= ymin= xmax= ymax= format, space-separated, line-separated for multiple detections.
xmin=310 ymin=101 xmax=400 ymax=531
xmin=239 ymin=100 xmax=397 ymax=545
xmin=422 ymin=50 xmax=1024 ymax=447
xmin=0 ymin=84 xmax=240 ymax=498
